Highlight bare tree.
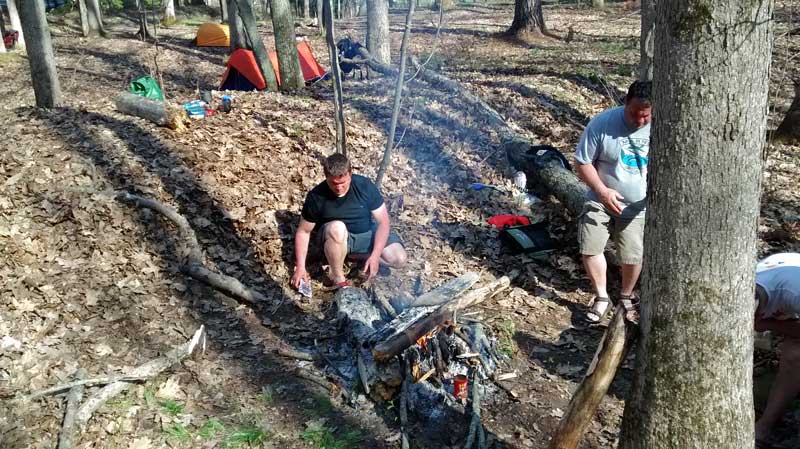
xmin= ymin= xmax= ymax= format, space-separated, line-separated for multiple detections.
xmin=231 ymin=0 xmax=279 ymax=90
xmin=592 ymin=0 xmax=604 ymax=8
xmin=136 ymin=0 xmax=156 ymax=40
xmin=323 ymin=0 xmax=346 ymax=154
xmin=619 ymin=0 xmax=774 ymax=448
xmin=220 ymin=0 xmax=228 ymax=21
xmin=639 ymin=0 xmax=655 ymax=81
xmin=366 ymin=0 xmax=390 ymax=66
xmin=7 ymin=0 xmax=24 ymax=47
xmin=271 ymin=0 xmax=304 ymax=90
xmin=507 ymin=0 xmax=545 ymax=38
xmin=18 ymin=0 xmax=62 ymax=108
xmin=303 ymin=0 xmax=310 ymax=18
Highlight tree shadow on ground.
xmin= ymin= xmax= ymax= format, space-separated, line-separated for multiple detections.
xmin=38 ymin=106 xmax=397 ymax=448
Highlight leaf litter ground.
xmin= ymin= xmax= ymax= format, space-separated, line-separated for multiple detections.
xmin=1 ymin=3 xmax=799 ymax=449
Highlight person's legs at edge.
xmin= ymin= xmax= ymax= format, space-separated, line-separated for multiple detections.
xmin=616 ymin=215 xmax=645 ymax=298
xmin=756 ymin=337 xmax=800 ymax=443
xmin=579 ymin=204 xmax=612 ymax=320
xmin=323 ymin=221 xmax=349 ymax=284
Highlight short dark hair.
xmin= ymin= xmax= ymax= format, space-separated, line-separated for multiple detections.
xmin=625 ymin=80 xmax=652 ymax=105
xmin=323 ymin=153 xmax=351 ymax=177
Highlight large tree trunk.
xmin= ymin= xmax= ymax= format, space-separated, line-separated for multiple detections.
xmin=315 ymin=0 xmax=322 ymax=25
xmin=163 ymin=0 xmax=177 ymax=24
xmin=137 ymin=0 xmax=155 ymax=40
xmin=638 ymin=0 xmax=654 ymax=81
xmin=507 ymin=0 xmax=545 ymax=37
xmin=7 ymin=0 xmax=24 ymax=47
xmin=774 ymin=79 xmax=800 ymax=143
xmin=234 ymin=0 xmax=279 ymax=90
xmin=591 ymin=0 xmax=604 ymax=8
xmin=366 ymin=0 xmax=390 ymax=66
xmin=86 ymin=0 xmax=108 ymax=35
xmin=78 ymin=0 xmax=90 ymax=37
xmin=220 ymin=0 xmax=228 ymax=22
xmin=271 ymin=0 xmax=305 ymax=90
xmin=228 ymin=0 xmax=244 ymax=48
xmin=303 ymin=0 xmax=310 ymax=17
xmin=18 ymin=0 xmax=62 ymax=108
xmin=619 ymin=0 xmax=773 ymax=448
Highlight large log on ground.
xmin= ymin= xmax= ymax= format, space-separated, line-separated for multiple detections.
xmin=114 ymin=92 xmax=184 ymax=130
xmin=371 ymin=274 xmax=512 ymax=362
xmin=355 ymin=48 xmax=588 ymax=218
xmin=549 ymin=306 xmax=637 ymax=449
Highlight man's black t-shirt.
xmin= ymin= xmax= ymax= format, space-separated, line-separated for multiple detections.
xmin=301 ymin=174 xmax=384 ymax=234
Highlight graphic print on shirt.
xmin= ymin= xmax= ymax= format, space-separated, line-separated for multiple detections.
xmin=619 ymin=137 xmax=649 ymax=174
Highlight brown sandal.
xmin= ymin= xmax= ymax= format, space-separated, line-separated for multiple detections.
xmin=585 ymin=296 xmax=611 ymax=323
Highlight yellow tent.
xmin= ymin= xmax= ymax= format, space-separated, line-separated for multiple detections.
xmin=196 ymin=23 xmax=230 ymax=47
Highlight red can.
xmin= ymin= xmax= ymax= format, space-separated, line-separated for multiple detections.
xmin=453 ymin=374 xmax=468 ymax=399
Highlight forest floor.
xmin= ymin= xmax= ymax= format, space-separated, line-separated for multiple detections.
xmin=1 ymin=2 xmax=799 ymax=449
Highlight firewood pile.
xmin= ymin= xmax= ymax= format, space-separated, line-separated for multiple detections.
xmin=325 ymin=272 xmax=517 ymax=446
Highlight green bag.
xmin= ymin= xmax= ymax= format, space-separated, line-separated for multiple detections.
xmin=129 ymin=76 xmax=164 ymax=101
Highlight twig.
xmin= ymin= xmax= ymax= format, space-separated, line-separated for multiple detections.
xmin=276 ymin=346 xmax=318 ymax=361
xmin=57 ymin=368 xmax=86 ymax=449
xmin=357 ymin=351 xmax=371 ymax=395
xmin=74 ymin=326 xmax=205 ymax=427
xmin=368 ymin=285 xmax=397 ymax=318
xmin=23 ymin=375 xmax=152 ymax=401
xmin=400 ymin=353 xmax=411 ymax=449
xmin=463 ymin=365 xmax=482 ymax=449
xmin=406 ymin=2 xmax=445 ymax=83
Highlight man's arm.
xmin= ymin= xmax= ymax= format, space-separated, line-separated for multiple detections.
xmin=291 ymin=218 xmax=316 ymax=287
xmin=576 ymin=163 xmax=624 ymax=216
xmin=364 ymin=204 xmax=391 ymax=279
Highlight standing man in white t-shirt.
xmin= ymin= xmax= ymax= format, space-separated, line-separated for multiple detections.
xmin=574 ymin=81 xmax=652 ymax=322
xmin=754 ymin=253 xmax=800 ymax=448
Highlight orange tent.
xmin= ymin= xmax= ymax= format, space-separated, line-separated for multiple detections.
xmin=196 ymin=23 xmax=230 ymax=47
xmin=220 ymin=49 xmax=266 ymax=91
xmin=268 ymin=41 xmax=327 ymax=85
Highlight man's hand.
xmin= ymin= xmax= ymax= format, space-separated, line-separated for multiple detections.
xmin=291 ymin=266 xmax=309 ymax=288
xmin=362 ymin=255 xmax=381 ymax=280
xmin=598 ymin=187 xmax=624 ymax=216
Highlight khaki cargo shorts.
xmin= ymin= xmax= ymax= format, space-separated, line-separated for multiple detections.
xmin=578 ymin=201 xmax=645 ymax=265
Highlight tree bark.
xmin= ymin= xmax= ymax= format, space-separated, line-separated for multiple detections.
xmin=323 ymin=0 xmax=347 ymax=154
xmin=375 ymin=0 xmax=414 ymax=187
xmin=315 ymin=0 xmax=322 ymax=26
xmin=163 ymin=0 xmax=177 ymax=24
xmin=638 ymin=0 xmax=654 ymax=81
xmin=271 ymin=0 xmax=305 ymax=90
xmin=7 ymin=0 xmax=24 ymax=47
xmin=619 ymin=1 xmax=773 ymax=448
xmin=591 ymin=0 xmax=604 ymax=8
xmin=137 ymin=0 xmax=155 ymax=40
xmin=773 ymin=79 xmax=800 ymax=143
xmin=86 ymin=0 xmax=108 ymax=36
xmin=507 ymin=0 xmax=545 ymax=37
xmin=366 ymin=0 xmax=390 ymax=66
xmin=302 ymin=0 xmax=310 ymax=17
xmin=78 ymin=0 xmax=90 ymax=37
xmin=228 ymin=0 xmax=244 ymax=49
xmin=234 ymin=0 xmax=279 ymax=90
xmin=220 ymin=0 xmax=228 ymax=22
xmin=18 ymin=0 xmax=62 ymax=108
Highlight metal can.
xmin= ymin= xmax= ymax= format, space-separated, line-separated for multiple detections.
xmin=221 ymin=95 xmax=232 ymax=113
xmin=513 ymin=171 xmax=527 ymax=190
xmin=453 ymin=374 xmax=468 ymax=399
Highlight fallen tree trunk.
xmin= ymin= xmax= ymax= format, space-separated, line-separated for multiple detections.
xmin=549 ymin=307 xmax=637 ymax=449
xmin=355 ymin=48 xmax=588 ymax=217
xmin=114 ymin=93 xmax=185 ymax=131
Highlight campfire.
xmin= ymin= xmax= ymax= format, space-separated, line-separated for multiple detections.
xmin=323 ymin=272 xmax=515 ymax=444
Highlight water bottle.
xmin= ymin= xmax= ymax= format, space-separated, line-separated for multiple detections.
xmin=513 ymin=171 xmax=527 ymax=190
xmin=221 ymin=95 xmax=232 ymax=113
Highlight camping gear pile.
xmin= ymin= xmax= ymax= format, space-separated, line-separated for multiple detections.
xmin=3 ymin=30 xmax=18 ymax=50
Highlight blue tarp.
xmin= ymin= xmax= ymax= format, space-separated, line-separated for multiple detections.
xmin=0 ymin=0 xmax=69 ymax=11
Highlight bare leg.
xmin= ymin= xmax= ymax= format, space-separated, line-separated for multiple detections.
xmin=323 ymin=221 xmax=348 ymax=284
xmin=582 ymin=254 xmax=609 ymax=299
xmin=620 ymin=263 xmax=642 ymax=296
xmin=380 ymin=243 xmax=407 ymax=268
xmin=755 ymin=337 xmax=800 ymax=442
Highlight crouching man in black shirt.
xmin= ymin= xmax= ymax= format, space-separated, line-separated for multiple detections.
xmin=291 ymin=154 xmax=407 ymax=290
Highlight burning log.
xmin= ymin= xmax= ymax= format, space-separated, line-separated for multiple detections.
xmin=371 ymin=274 xmax=512 ymax=362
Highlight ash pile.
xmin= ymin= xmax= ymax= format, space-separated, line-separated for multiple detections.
xmin=323 ymin=272 xmax=519 ymax=447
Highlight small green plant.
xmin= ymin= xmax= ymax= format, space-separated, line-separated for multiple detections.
xmin=496 ymin=320 xmax=517 ymax=357
xmin=198 ymin=418 xmax=226 ymax=439
xmin=161 ymin=399 xmax=184 ymax=416
xmin=223 ymin=426 xmax=269 ymax=448
xmin=258 ymin=386 xmax=274 ymax=404
xmin=302 ymin=427 xmax=361 ymax=449
xmin=163 ymin=423 xmax=191 ymax=441
xmin=142 ymin=384 xmax=157 ymax=406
